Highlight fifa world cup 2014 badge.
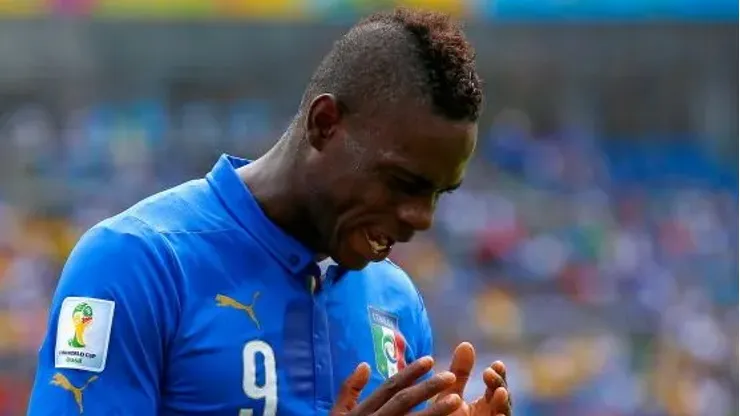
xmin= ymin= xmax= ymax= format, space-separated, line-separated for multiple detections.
xmin=68 ymin=302 xmax=94 ymax=348
xmin=55 ymin=297 xmax=115 ymax=373
xmin=368 ymin=307 xmax=407 ymax=379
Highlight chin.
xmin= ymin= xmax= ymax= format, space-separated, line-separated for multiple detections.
xmin=334 ymin=255 xmax=371 ymax=271
xmin=331 ymin=246 xmax=372 ymax=271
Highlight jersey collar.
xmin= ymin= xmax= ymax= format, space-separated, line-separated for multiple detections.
xmin=206 ymin=154 xmax=315 ymax=274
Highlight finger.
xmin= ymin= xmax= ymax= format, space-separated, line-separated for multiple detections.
xmin=492 ymin=361 xmax=507 ymax=382
xmin=491 ymin=364 xmax=513 ymax=411
xmin=482 ymin=367 xmax=506 ymax=402
xmin=355 ymin=356 xmax=435 ymax=413
xmin=332 ymin=362 xmax=371 ymax=414
xmin=437 ymin=342 xmax=475 ymax=401
xmin=373 ymin=371 xmax=456 ymax=415
xmin=408 ymin=393 xmax=463 ymax=416
xmin=492 ymin=387 xmax=511 ymax=416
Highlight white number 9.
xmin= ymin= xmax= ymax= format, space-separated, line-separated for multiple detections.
xmin=240 ymin=340 xmax=277 ymax=416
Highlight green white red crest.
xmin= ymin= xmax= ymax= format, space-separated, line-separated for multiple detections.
xmin=369 ymin=307 xmax=407 ymax=379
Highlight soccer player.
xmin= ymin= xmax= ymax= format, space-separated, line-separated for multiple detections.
xmin=28 ymin=8 xmax=512 ymax=416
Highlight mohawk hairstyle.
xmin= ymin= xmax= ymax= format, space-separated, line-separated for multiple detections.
xmin=301 ymin=8 xmax=483 ymax=122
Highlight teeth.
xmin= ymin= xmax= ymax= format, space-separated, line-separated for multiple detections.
xmin=365 ymin=231 xmax=389 ymax=254
xmin=369 ymin=239 xmax=387 ymax=254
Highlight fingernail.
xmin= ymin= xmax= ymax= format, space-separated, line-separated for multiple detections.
xmin=418 ymin=356 xmax=434 ymax=366
xmin=443 ymin=393 xmax=461 ymax=405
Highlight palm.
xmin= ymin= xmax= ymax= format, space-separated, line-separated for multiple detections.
xmin=449 ymin=401 xmax=472 ymax=416
xmin=471 ymin=396 xmax=505 ymax=415
xmin=447 ymin=395 xmax=496 ymax=416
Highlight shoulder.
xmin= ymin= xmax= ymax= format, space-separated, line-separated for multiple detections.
xmin=56 ymin=209 xmax=183 ymax=339
xmin=366 ymin=259 xmax=423 ymax=297
xmin=360 ymin=259 xmax=429 ymax=318
xmin=72 ymin=179 xmax=243 ymax=264
xmin=59 ymin=214 xmax=176 ymax=298
xmin=116 ymin=178 xmax=238 ymax=235
xmin=62 ymin=187 xmax=199 ymax=295
xmin=73 ymin=214 xmax=167 ymax=263
xmin=358 ymin=259 xmax=433 ymax=356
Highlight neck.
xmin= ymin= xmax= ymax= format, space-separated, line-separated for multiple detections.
xmin=238 ymin=135 xmax=325 ymax=257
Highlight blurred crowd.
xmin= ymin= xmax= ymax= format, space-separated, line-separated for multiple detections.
xmin=0 ymin=97 xmax=736 ymax=416
xmin=398 ymin=110 xmax=738 ymax=416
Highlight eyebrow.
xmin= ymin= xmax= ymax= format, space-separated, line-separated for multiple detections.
xmin=397 ymin=167 xmax=462 ymax=193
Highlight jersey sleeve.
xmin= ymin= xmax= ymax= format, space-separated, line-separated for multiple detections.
xmin=416 ymin=291 xmax=434 ymax=359
xmin=411 ymin=289 xmax=435 ymax=411
xmin=27 ymin=217 xmax=180 ymax=416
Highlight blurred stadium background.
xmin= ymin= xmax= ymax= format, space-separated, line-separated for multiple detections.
xmin=0 ymin=0 xmax=738 ymax=415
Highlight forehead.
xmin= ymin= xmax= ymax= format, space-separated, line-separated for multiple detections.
xmin=370 ymin=109 xmax=477 ymax=186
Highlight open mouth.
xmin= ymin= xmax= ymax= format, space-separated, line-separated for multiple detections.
xmin=364 ymin=230 xmax=395 ymax=256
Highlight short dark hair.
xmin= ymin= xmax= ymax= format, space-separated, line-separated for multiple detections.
xmin=301 ymin=8 xmax=483 ymax=122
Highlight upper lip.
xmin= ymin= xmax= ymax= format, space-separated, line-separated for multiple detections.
xmin=366 ymin=230 xmax=395 ymax=246
xmin=379 ymin=232 xmax=413 ymax=245
xmin=366 ymin=227 xmax=414 ymax=246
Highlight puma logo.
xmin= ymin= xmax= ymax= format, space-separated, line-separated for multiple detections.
xmin=51 ymin=372 xmax=98 ymax=414
xmin=216 ymin=292 xmax=261 ymax=329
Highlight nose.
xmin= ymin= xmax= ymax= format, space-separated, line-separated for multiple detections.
xmin=397 ymin=197 xmax=435 ymax=232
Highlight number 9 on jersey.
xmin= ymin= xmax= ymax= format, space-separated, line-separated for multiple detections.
xmin=240 ymin=340 xmax=277 ymax=416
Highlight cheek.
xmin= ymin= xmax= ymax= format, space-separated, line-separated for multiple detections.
xmin=329 ymin=171 xmax=388 ymax=209
xmin=332 ymin=181 xmax=395 ymax=231
xmin=355 ymin=180 xmax=395 ymax=212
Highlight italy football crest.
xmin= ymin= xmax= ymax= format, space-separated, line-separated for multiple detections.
xmin=368 ymin=307 xmax=407 ymax=378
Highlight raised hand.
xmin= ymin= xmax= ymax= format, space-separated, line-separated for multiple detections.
xmin=436 ymin=342 xmax=513 ymax=416
xmin=331 ymin=356 xmax=463 ymax=416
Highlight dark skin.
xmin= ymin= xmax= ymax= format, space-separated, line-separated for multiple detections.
xmin=300 ymin=94 xmax=475 ymax=270
xmin=241 ymin=94 xmax=512 ymax=415
xmin=331 ymin=344 xmax=513 ymax=416
xmin=241 ymin=93 xmax=475 ymax=270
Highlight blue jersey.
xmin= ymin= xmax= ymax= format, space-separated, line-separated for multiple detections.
xmin=28 ymin=155 xmax=434 ymax=416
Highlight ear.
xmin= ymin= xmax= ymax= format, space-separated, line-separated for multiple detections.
xmin=306 ymin=93 xmax=343 ymax=151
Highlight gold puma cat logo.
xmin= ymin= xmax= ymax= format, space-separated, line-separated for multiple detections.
xmin=216 ymin=292 xmax=261 ymax=329
xmin=51 ymin=372 xmax=98 ymax=414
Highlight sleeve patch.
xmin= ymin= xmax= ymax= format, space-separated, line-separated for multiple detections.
xmin=54 ymin=297 xmax=115 ymax=373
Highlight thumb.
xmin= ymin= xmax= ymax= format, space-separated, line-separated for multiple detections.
xmin=332 ymin=362 xmax=371 ymax=415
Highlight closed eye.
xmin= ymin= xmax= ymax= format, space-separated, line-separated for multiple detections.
xmin=440 ymin=182 xmax=461 ymax=194
xmin=434 ymin=187 xmax=457 ymax=202
xmin=391 ymin=176 xmax=427 ymax=195
xmin=386 ymin=166 xmax=462 ymax=196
